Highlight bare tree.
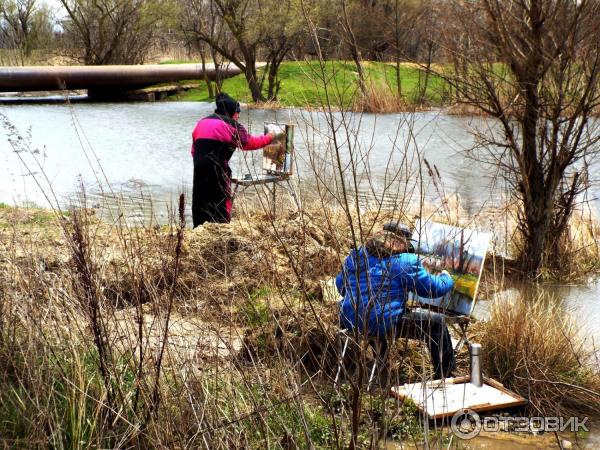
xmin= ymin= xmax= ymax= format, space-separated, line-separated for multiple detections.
xmin=257 ymin=0 xmax=305 ymax=100
xmin=339 ymin=0 xmax=367 ymax=97
xmin=414 ymin=0 xmax=439 ymax=103
xmin=0 ymin=0 xmax=53 ymax=60
xmin=440 ymin=0 xmax=600 ymax=276
xmin=183 ymin=0 xmax=266 ymax=101
xmin=58 ymin=0 xmax=169 ymax=65
xmin=183 ymin=0 xmax=302 ymax=102
xmin=180 ymin=0 xmax=229 ymax=98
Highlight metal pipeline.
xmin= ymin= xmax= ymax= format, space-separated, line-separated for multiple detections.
xmin=470 ymin=343 xmax=483 ymax=387
xmin=0 ymin=64 xmax=242 ymax=92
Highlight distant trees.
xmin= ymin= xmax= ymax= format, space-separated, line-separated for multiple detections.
xmin=178 ymin=0 xmax=440 ymax=101
xmin=58 ymin=0 xmax=171 ymax=65
xmin=180 ymin=0 xmax=304 ymax=102
xmin=180 ymin=0 xmax=262 ymax=100
xmin=258 ymin=0 xmax=305 ymax=100
xmin=179 ymin=0 xmax=228 ymax=98
xmin=339 ymin=0 xmax=367 ymax=97
xmin=0 ymin=0 xmax=53 ymax=60
xmin=0 ymin=0 xmax=449 ymax=82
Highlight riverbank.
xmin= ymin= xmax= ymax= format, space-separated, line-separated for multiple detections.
xmin=169 ymin=60 xmax=448 ymax=110
xmin=1 ymin=201 xmax=599 ymax=448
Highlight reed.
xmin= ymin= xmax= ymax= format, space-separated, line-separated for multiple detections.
xmin=353 ymin=80 xmax=413 ymax=114
xmin=476 ymin=292 xmax=600 ymax=418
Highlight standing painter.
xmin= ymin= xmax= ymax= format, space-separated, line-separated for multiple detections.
xmin=190 ymin=92 xmax=275 ymax=227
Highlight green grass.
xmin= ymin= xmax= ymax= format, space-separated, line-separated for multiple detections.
xmin=241 ymin=286 xmax=272 ymax=326
xmin=171 ymin=60 xmax=449 ymax=108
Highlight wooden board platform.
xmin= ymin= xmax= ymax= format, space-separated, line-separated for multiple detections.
xmin=231 ymin=174 xmax=289 ymax=187
xmin=390 ymin=377 xmax=527 ymax=419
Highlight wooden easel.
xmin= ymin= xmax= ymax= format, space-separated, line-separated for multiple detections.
xmin=231 ymin=173 xmax=300 ymax=218
xmin=231 ymin=122 xmax=300 ymax=217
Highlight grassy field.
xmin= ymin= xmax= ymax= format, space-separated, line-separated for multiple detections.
xmin=163 ymin=60 xmax=449 ymax=108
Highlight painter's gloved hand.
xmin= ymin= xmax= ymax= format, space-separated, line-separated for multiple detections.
xmin=267 ymin=131 xmax=277 ymax=139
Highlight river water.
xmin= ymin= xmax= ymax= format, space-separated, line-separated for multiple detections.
xmin=1 ymin=101 xmax=599 ymax=334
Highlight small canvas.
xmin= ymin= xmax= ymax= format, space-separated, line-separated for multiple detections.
xmin=409 ymin=220 xmax=491 ymax=316
xmin=262 ymin=122 xmax=294 ymax=175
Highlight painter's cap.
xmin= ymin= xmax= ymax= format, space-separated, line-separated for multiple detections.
xmin=383 ymin=221 xmax=412 ymax=238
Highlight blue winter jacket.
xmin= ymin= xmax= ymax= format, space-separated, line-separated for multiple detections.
xmin=336 ymin=247 xmax=455 ymax=336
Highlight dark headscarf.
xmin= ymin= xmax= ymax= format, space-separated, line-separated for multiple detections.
xmin=215 ymin=92 xmax=241 ymax=117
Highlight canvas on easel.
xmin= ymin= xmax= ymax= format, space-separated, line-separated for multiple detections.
xmin=409 ymin=219 xmax=491 ymax=316
xmin=262 ymin=122 xmax=294 ymax=176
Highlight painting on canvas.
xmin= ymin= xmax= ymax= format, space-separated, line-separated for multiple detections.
xmin=262 ymin=123 xmax=294 ymax=175
xmin=410 ymin=219 xmax=491 ymax=316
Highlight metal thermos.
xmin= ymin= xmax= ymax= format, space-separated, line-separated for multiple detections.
xmin=470 ymin=343 xmax=483 ymax=387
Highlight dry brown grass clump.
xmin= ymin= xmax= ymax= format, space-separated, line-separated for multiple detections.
xmin=502 ymin=202 xmax=600 ymax=281
xmin=476 ymin=293 xmax=600 ymax=417
xmin=354 ymin=81 xmax=416 ymax=114
xmin=546 ymin=205 xmax=600 ymax=281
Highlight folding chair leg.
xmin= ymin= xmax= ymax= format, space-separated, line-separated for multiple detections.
xmin=367 ymin=360 xmax=378 ymax=391
xmin=367 ymin=338 xmax=389 ymax=391
xmin=334 ymin=334 xmax=350 ymax=387
xmin=450 ymin=322 xmax=470 ymax=353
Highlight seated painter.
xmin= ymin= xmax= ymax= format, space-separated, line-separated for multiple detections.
xmin=335 ymin=223 xmax=456 ymax=379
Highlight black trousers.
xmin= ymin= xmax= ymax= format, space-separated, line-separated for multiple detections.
xmin=192 ymin=155 xmax=232 ymax=227
xmin=396 ymin=309 xmax=455 ymax=378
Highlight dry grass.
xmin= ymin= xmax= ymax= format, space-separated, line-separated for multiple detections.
xmin=0 ymin=198 xmax=497 ymax=448
xmin=353 ymin=81 xmax=417 ymax=114
xmin=0 ymin=201 xmax=392 ymax=448
xmin=547 ymin=205 xmax=600 ymax=280
xmin=502 ymin=201 xmax=600 ymax=281
xmin=476 ymin=293 xmax=600 ymax=418
xmin=1 ymin=190 xmax=600 ymax=447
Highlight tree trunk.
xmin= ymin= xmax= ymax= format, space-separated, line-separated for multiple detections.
xmin=244 ymin=63 xmax=264 ymax=102
xmin=267 ymin=59 xmax=281 ymax=101
xmin=199 ymin=48 xmax=214 ymax=99
xmin=210 ymin=48 xmax=224 ymax=93
xmin=419 ymin=40 xmax=433 ymax=103
xmin=394 ymin=0 xmax=402 ymax=97
xmin=521 ymin=200 xmax=554 ymax=275
xmin=341 ymin=0 xmax=367 ymax=97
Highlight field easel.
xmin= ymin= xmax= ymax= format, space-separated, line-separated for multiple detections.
xmin=231 ymin=122 xmax=300 ymax=218
xmin=407 ymin=219 xmax=493 ymax=352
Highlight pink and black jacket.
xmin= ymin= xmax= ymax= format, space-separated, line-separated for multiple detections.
xmin=191 ymin=113 xmax=273 ymax=164
xmin=191 ymin=113 xmax=272 ymax=227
